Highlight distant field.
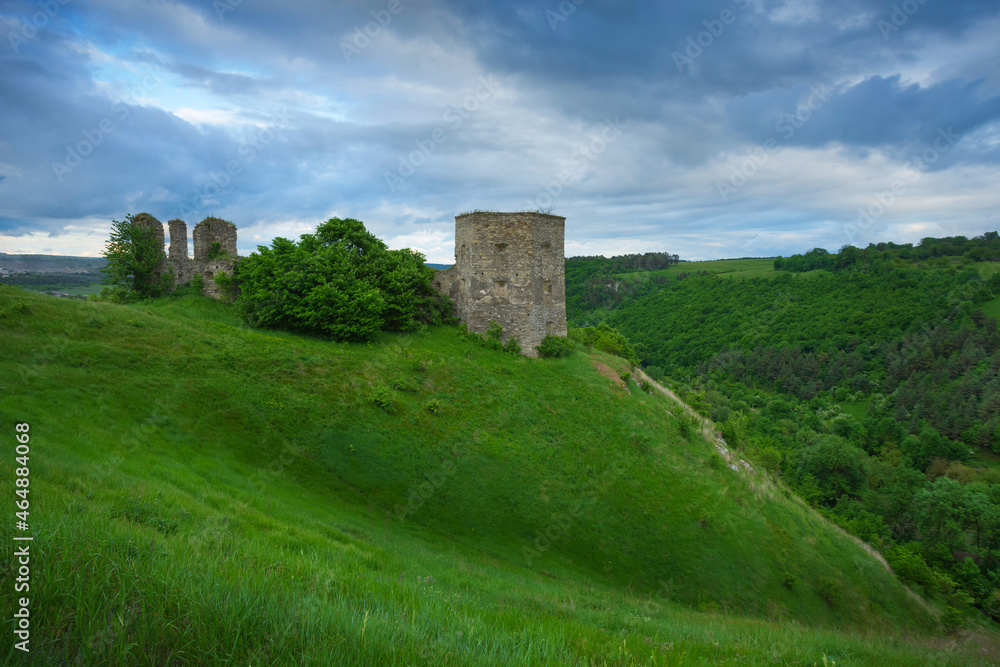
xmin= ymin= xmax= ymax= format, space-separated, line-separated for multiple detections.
xmin=50 ymin=282 xmax=103 ymax=297
xmin=0 ymin=274 xmax=103 ymax=297
xmin=975 ymin=262 xmax=1000 ymax=321
xmin=611 ymin=257 xmax=828 ymax=283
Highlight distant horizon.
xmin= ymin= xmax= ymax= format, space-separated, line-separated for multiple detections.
xmin=7 ymin=226 xmax=1000 ymax=267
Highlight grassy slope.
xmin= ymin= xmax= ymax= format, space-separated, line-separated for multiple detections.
xmin=1 ymin=286 xmax=993 ymax=665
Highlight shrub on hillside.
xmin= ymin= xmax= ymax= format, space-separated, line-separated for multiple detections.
xmin=536 ymin=334 xmax=574 ymax=358
xmin=644 ymin=365 xmax=665 ymax=382
xmin=213 ymin=265 xmax=240 ymax=302
xmin=467 ymin=320 xmax=522 ymax=355
xmin=233 ymin=218 xmax=441 ymax=341
xmin=483 ymin=320 xmax=503 ymax=351
xmin=571 ymin=322 xmax=638 ymax=364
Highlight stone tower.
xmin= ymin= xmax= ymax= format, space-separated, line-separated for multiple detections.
xmin=167 ymin=219 xmax=194 ymax=285
xmin=434 ymin=211 xmax=567 ymax=356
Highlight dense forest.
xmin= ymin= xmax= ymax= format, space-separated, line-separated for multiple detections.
xmin=565 ymin=234 xmax=1000 ymax=625
xmin=564 ymin=252 xmax=678 ymax=312
xmin=774 ymin=233 xmax=1000 ymax=272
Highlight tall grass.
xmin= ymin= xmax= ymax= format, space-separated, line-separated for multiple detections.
xmin=1 ymin=286 xmax=996 ymax=665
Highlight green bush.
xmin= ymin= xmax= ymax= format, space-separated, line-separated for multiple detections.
xmin=984 ymin=589 xmax=1000 ymax=621
xmin=940 ymin=606 xmax=963 ymax=633
xmin=503 ymin=336 xmax=522 ymax=355
xmin=795 ymin=435 xmax=868 ymax=505
xmin=390 ymin=376 xmax=418 ymax=392
xmin=207 ymin=241 xmax=227 ymax=260
xmin=234 ymin=218 xmax=436 ymax=341
xmin=367 ymin=385 xmax=395 ymax=412
xmin=483 ymin=320 xmax=504 ymax=351
xmin=816 ymin=576 xmax=839 ymax=606
xmin=757 ymin=446 xmax=783 ymax=473
xmin=571 ymin=323 xmax=638 ymax=364
xmin=190 ymin=274 xmax=204 ymax=292
xmin=677 ymin=413 xmax=698 ymax=438
xmin=213 ymin=266 xmax=240 ymax=302
xmin=535 ymin=334 xmax=574 ymax=358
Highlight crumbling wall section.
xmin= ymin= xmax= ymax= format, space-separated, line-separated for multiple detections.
xmin=167 ymin=219 xmax=195 ymax=285
xmin=130 ymin=213 xmax=238 ymax=300
xmin=193 ymin=217 xmax=238 ymax=262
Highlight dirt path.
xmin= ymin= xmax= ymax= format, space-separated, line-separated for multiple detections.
xmin=625 ymin=365 xmax=925 ymax=593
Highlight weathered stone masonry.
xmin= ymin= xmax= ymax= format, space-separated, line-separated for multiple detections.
xmin=433 ymin=211 xmax=568 ymax=356
xmin=134 ymin=213 xmax=238 ymax=300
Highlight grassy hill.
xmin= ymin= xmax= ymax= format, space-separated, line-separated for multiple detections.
xmin=2 ymin=286 xmax=996 ymax=665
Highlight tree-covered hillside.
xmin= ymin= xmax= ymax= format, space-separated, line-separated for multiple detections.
xmin=565 ymin=234 xmax=1000 ymax=628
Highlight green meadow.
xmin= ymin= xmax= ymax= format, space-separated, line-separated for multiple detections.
xmin=1 ymin=286 xmax=996 ymax=665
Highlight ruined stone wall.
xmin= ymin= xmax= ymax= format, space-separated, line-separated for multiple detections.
xmin=167 ymin=219 xmax=195 ymax=285
xmin=193 ymin=217 xmax=238 ymax=262
xmin=131 ymin=213 xmax=238 ymax=300
xmin=436 ymin=211 xmax=567 ymax=356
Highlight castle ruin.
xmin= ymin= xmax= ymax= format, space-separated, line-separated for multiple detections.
xmin=133 ymin=213 xmax=238 ymax=300
xmin=433 ymin=211 xmax=568 ymax=356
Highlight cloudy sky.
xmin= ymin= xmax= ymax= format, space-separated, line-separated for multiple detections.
xmin=1 ymin=0 xmax=999 ymax=263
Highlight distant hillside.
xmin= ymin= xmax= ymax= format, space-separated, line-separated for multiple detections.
xmin=0 ymin=286 xmax=978 ymax=665
xmin=564 ymin=235 xmax=1000 ymax=630
xmin=0 ymin=252 xmax=105 ymax=273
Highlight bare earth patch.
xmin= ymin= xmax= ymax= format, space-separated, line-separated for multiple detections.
xmin=592 ymin=360 xmax=624 ymax=388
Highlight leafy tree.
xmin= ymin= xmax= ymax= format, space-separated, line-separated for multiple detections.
xmin=572 ymin=322 xmax=638 ymax=364
xmin=99 ymin=213 xmax=168 ymax=302
xmin=536 ymin=334 xmax=574 ymax=358
xmin=913 ymin=477 xmax=968 ymax=557
xmin=233 ymin=218 xmax=439 ymax=341
xmin=795 ymin=435 xmax=869 ymax=505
